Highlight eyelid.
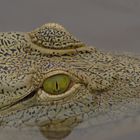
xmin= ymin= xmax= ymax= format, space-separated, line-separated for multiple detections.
xmin=43 ymin=70 xmax=80 ymax=82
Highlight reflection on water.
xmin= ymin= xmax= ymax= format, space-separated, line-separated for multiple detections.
xmin=40 ymin=126 xmax=72 ymax=140
xmin=0 ymin=126 xmax=72 ymax=140
xmin=0 ymin=0 xmax=140 ymax=139
xmin=0 ymin=124 xmax=73 ymax=140
xmin=0 ymin=119 xmax=77 ymax=140
xmin=1 ymin=116 xmax=140 ymax=140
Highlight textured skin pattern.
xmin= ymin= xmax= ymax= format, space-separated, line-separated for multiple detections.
xmin=29 ymin=23 xmax=84 ymax=49
xmin=0 ymin=23 xmax=140 ymax=132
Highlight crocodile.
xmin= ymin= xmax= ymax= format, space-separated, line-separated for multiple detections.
xmin=0 ymin=23 xmax=140 ymax=139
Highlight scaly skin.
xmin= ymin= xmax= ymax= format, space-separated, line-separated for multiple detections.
xmin=0 ymin=23 xmax=140 ymax=139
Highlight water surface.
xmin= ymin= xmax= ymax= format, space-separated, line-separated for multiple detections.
xmin=0 ymin=0 xmax=140 ymax=140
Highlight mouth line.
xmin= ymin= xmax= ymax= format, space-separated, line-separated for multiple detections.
xmin=0 ymin=90 xmax=37 ymax=111
xmin=14 ymin=90 xmax=37 ymax=104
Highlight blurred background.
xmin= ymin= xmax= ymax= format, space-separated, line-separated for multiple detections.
xmin=0 ymin=0 xmax=140 ymax=53
xmin=0 ymin=0 xmax=140 ymax=140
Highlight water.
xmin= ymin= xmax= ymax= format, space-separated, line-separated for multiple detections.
xmin=1 ymin=117 xmax=140 ymax=140
xmin=0 ymin=0 xmax=140 ymax=139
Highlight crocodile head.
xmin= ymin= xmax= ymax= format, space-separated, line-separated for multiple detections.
xmin=0 ymin=23 xmax=140 ymax=139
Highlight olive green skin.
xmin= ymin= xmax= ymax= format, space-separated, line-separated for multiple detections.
xmin=0 ymin=23 xmax=140 ymax=133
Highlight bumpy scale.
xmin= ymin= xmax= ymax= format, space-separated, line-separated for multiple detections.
xmin=0 ymin=23 xmax=140 ymax=139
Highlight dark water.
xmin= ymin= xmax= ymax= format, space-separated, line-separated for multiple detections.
xmin=0 ymin=0 xmax=140 ymax=140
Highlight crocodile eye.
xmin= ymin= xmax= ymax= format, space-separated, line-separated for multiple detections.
xmin=43 ymin=74 xmax=71 ymax=95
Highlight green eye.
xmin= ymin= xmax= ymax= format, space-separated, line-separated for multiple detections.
xmin=43 ymin=74 xmax=71 ymax=95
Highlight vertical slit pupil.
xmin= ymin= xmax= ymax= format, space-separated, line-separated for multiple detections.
xmin=56 ymin=81 xmax=59 ymax=90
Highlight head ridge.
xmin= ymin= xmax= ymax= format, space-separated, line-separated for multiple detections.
xmin=29 ymin=23 xmax=85 ymax=49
